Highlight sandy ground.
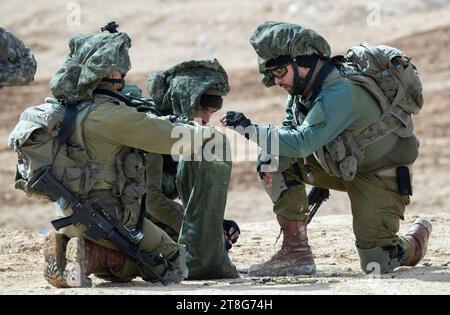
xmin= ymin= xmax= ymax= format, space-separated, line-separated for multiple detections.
xmin=1 ymin=214 xmax=449 ymax=295
xmin=1 ymin=0 xmax=449 ymax=294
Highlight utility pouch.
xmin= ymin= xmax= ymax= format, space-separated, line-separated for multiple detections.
xmin=396 ymin=166 xmax=412 ymax=196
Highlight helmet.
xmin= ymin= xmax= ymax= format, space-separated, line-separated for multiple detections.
xmin=50 ymin=31 xmax=131 ymax=104
xmin=0 ymin=27 xmax=36 ymax=88
xmin=147 ymin=59 xmax=229 ymax=119
xmin=250 ymin=21 xmax=331 ymax=87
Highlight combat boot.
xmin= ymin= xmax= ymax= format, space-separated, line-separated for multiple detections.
xmin=248 ymin=215 xmax=316 ymax=276
xmin=43 ymin=232 xmax=69 ymax=288
xmin=64 ymin=237 xmax=126 ymax=288
xmin=402 ymin=218 xmax=432 ymax=266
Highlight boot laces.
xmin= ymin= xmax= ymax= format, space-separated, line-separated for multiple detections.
xmin=273 ymin=228 xmax=283 ymax=246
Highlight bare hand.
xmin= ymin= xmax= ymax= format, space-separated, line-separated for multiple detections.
xmin=262 ymin=172 xmax=273 ymax=189
xmin=219 ymin=114 xmax=228 ymax=127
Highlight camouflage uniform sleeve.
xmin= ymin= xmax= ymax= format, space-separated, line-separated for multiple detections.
xmin=145 ymin=153 xmax=184 ymax=234
xmin=84 ymin=102 xmax=211 ymax=155
xmin=255 ymin=84 xmax=355 ymax=158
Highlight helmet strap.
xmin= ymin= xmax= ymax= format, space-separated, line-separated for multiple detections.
xmin=291 ymin=56 xmax=318 ymax=96
xmin=102 ymin=78 xmax=125 ymax=91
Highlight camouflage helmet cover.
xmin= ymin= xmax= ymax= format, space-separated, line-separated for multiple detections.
xmin=0 ymin=27 xmax=37 ymax=88
xmin=50 ymin=32 xmax=131 ymax=104
xmin=249 ymin=21 xmax=331 ymax=87
xmin=147 ymin=59 xmax=229 ymax=119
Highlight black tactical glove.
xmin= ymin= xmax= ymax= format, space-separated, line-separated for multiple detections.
xmin=225 ymin=111 xmax=253 ymax=128
xmin=223 ymin=219 xmax=240 ymax=251
xmin=225 ymin=111 xmax=255 ymax=140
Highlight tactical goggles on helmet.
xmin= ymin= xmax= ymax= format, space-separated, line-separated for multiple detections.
xmin=264 ymin=55 xmax=293 ymax=79
xmin=265 ymin=64 xmax=289 ymax=79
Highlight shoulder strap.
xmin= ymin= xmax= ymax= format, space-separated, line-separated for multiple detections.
xmin=50 ymin=103 xmax=78 ymax=167
xmin=94 ymin=88 xmax=139 ymax=107
xmin=348 ymin=64 xmax=410 ymax=149
xmin=292 ymin=58 xmax=339 ymax=118
xmin=309 ymin=57 xmax=340 ymax=102
xmin=352 ymin=83 xmax=410 ymax=149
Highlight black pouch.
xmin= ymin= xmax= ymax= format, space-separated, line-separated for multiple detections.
xmin=396 ymin=166 xmax=412 ymax=196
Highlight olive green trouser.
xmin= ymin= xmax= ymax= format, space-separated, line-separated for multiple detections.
xmin=146 ymin=152 xmax=238 ymax=279
xmin=261 ymin=156 xmax=414 ymax=272
xmin=176 ymin=157 xmax=238 ymax=279
xmin=54 ymin=190 xmax=184 ymax=282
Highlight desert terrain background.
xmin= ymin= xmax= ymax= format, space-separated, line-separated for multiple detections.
xmin=0 ymin=0 xmax=449 ymax=295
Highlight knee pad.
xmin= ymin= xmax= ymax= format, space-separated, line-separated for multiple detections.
xmin=259 ymin=157 xmax=303 ymax=203
xmin=261 ymin=171 xmax=289 ymax=203
xmin=357 ymin=245 xmax=404 ymax=275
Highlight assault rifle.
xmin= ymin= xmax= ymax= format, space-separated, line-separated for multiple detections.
xmin=31 ymin=168 xmax=168 ymax=285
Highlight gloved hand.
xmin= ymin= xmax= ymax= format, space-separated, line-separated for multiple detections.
xmin=225 ymin=111 xmax=252 ymax=128
xmin=223 ymin=219 xmax=240 ymax=251
xmin=257 ymin=151 xmax=279 ymax=188
xmin=220 ymin=111 xmax=254 ymax=139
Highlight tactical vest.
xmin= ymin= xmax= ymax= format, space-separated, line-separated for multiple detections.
xmin=8 ymin=97 xmax=146 ymax=229
xmin=292 ymin=43 xmax=422 ymax=181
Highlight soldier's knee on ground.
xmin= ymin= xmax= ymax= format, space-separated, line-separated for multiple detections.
xmin=357 ymin=246 xmax=404 ymax=275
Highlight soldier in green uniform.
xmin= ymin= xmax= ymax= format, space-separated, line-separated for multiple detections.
xmin=12 ymin=28 xmax=215 ymax=287
xmin=221 ymin=21 xmax=432 ymax=276
xmin=144 ymin=59 xmax=239 ymax=279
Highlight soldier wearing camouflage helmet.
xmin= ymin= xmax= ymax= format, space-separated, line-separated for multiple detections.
xmin=144 ymin=59 xmax=239 ymax=279
xmin=221 ymin=21 xmax=431 ymax=276
xmin=39 ymin=27 xmax=215 ymax=287
xmin=0 ymin=27 xmax=36 ymax=88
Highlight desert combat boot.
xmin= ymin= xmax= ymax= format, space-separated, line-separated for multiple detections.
xmin=402 ymin=218 xmax=432 ymax=266
xmin=248 ymin=215 xmax=316 ymax=276
xmin=43 ymin=232 xmax=70 ymax=288
xmin=43 ymin=232 xmax=126 ymax=288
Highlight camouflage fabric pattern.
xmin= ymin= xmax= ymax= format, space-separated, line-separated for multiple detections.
xmin=147 ymin=59 xmax=229 ymax=119
xmin=249 ymin=21 xmax=331 ymax=87
xmin=49 ymin=32 xmax=131 ymax=104
xmin=0 ymin=27 xmax=36 ymax=88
